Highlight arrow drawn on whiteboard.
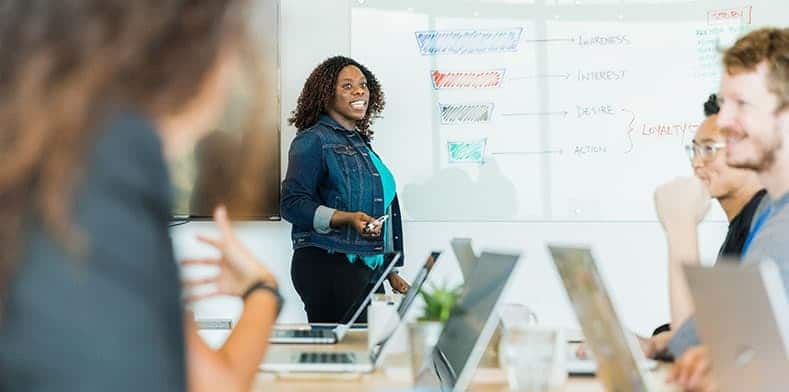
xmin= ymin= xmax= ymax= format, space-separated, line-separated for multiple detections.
xmin=501 ymin=111 xmax=568 ymax=117
xmin=522 ymin=37 xmax=575 ymax=44
xmin=509 ymin=73 xmax=571 ymax=81
xmin=492 ymin=149 xmax=564 ymax=156
xmin=622 ymin=108 xmax=636 ymax=154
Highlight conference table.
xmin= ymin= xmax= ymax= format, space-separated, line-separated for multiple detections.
xmin=251 ymin=329 xmax=679 ymax=391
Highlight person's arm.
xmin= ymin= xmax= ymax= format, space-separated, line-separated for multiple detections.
xmin=386 ymin=271 xmax=410 ymax=294
xmin=180 ymin=206 xmax=280 ymax=392
xmin=280 ymin=131 xmax=328 ymax=229
xmin=666 ymin=224 xmax=701 ymax=327
xmin=654 ymin=177 xmax=710 ymax=327
xmin=184 ymin=293 xmax=276 ymax=392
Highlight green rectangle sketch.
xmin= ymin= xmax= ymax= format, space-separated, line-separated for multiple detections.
xmin=447 ymin=139 xmax=486 ymax=163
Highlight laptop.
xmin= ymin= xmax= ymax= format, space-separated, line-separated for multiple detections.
xmin=548 ymin=245 xmax=659 ymax=390
xmin=450 ymin=238 xmax=477 ymax=281
xmin=261 ymin=251 xmax=442 ymax=373
xmin=421 ymin=251 xmax=521 ymax=392
xmin=269 ymin=252 xmax=400 ymax=344
xmin=685 ymin=260 xmax=789 ymax=392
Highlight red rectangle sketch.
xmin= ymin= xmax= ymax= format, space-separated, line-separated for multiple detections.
xmin=431 ymin=69 xmax=506 ymax=89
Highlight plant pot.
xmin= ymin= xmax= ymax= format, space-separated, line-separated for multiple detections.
xmin=407 ymin=320 xmax=444 ymax=382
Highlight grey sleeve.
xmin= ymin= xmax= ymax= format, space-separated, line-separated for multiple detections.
xmin=667 ymin=317 xmax=700 ymax=358
xmin=313 ymin=205 xmax=336 ymax=234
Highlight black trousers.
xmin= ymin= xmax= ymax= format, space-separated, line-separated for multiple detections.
xmin=291 ymin=246 xmax=374 ymax=323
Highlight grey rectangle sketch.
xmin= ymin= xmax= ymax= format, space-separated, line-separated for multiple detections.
xmin=439 ymin=103 xmax=494 ymax=125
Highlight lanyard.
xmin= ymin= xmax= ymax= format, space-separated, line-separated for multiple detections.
xmin=742 ymin=193 xmax=789 ymax=256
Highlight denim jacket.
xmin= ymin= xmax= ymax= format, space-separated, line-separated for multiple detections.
xmin=281 ymin=114 xmax=404 ymax=264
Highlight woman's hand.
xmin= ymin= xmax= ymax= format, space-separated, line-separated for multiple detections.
xmin=387 ymin=272 xmax=410 ymax=294
xmin=181 ymin=206 xmax=277 ymax=302
xmin=331 ymin=210 xmax=381 ymax=237
xmin=668 ymin=346 xmax=717 ymax=392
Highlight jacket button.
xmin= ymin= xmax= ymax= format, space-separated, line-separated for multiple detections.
xmin=395 ymin=236 xmax=399 ymax=240
xmin=374 ymin=198 xmax=383 ymax=202
xmin=372 ymin=173 xmax=380 ymax=176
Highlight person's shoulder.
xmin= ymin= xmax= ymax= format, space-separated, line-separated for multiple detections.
xmin=87 ymin=110 xmax=170 ymax=205
xmin=746 ymin=206 xmax=789 ymax=264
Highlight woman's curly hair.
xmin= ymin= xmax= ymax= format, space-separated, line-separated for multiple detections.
xmin=288 ymin=56 xmax=385 ymax=138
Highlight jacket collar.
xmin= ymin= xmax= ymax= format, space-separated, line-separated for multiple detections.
xmin=318 ymin=113 xmax=356 ymax=133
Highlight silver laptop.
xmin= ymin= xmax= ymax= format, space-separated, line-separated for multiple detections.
xmin=685 ymin=260 xmax=789 ymax=392
xmin=261 ymin=251 xmax=442 ymax=373
xmin=269 ymin=252 xmax=400 ymax=344
xmin=451 ymin=238 xmax=477 ymax=281
xmin=422 ymin=251 xmax=521 ymax=392
xmin=549 ymin=245 xmax=658 ymax=390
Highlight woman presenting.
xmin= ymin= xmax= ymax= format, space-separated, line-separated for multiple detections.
xmin=281 ymin=56 xmax=408 ymax=323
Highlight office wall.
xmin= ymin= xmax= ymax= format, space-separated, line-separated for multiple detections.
xmin=173 ymin=0 xmax=731 ymax=336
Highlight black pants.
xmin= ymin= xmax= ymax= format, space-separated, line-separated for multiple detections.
xmin=291 ymin=246 xmax=374 ymax=323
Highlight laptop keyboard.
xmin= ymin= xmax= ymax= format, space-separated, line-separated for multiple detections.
xmin=293 ymin=330 xmax=322 ymax=338
xmin=298 ymin=352 xmax=355 ymax=364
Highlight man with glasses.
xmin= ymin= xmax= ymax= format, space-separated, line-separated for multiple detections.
xmin=576 ymin=95 xmax=767 ymax=363
xmin=665 ymin=28 xmax=789 ymax=391
xmin=645 ymin=94 xmax=766 ymax=360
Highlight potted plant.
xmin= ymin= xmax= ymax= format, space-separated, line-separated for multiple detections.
xmin=408 ymin=282 xmax=463 ymax=381
xmin=418 ymin=282 xmax=463 ymax=323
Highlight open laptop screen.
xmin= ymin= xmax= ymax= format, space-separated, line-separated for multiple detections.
xmin=396 ymin=251 xmax=442 ymax=319
xmin=337 ymin=252 xmax=401 ymax=325
xmin=432 ymin=251 xmax=519 ymax=391
xmin=369 ymin=251 xmax=443 ymax=363
xmin=548 ymin=246 xmax=647 ymax=392
xmin=451 ymin=238 xmax=477 ymax=281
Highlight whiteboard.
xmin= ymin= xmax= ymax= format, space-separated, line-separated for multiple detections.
xmin=351 ymin=0 xmax=782 ymax=222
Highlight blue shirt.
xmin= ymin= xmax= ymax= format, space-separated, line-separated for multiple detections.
xmin=347 ymin=147 xmax=396 ymax=269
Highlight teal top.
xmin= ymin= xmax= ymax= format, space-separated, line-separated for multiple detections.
xmin=347 ymin=147 xmax=396 ymax=270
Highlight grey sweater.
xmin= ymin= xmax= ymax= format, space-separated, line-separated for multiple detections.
xmin=0 ymin=112 xmax=186 ymax=391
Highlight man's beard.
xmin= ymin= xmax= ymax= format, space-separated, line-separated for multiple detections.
xmin=732 ymin=132 xmax=782 ymax=171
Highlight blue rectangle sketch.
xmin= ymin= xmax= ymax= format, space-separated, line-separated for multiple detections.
xmin=415 ymin=28 xmax=523 ymax=55
xmin=447 ymin=139 xmax=486 ymax=163
xmin=439 ymin=103 xmax=494 ymax=125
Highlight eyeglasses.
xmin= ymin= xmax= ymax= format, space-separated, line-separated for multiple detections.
xmin=685 ymin=141 xmax=726 ymax=162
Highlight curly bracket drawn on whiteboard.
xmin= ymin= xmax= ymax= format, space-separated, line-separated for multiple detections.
xmin=431 ymin=69 xmax=506 ymax=89
xmin=415 ymin=28 xmax=523 ymax=55
xmin=448 ymin=139 xmax=487 ymax=164
xmin=622 ymin=108 xmax=636 ymax=154
xmin=439 ymin=103 xmax=494 ymax=125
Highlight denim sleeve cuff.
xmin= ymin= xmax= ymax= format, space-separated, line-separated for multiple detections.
xmin=667 ymin=317 xmax=700 ymax=358
xmin=313 ymin=205 xmax=336 ymax=234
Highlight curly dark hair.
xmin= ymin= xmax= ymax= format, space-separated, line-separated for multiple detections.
xmin=289 ymin=56 xmax=385 ymax=138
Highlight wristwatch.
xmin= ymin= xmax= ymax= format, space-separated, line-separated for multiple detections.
xmin=242 ymin=280 xmax=284 ymax=316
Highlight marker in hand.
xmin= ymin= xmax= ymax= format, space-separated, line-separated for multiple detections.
xmin=364 ymin=215 xmax=389 ymax=233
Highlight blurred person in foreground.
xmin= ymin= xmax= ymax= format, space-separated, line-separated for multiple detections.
xmin=0 ymin=1 xmax=282 ymax=391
